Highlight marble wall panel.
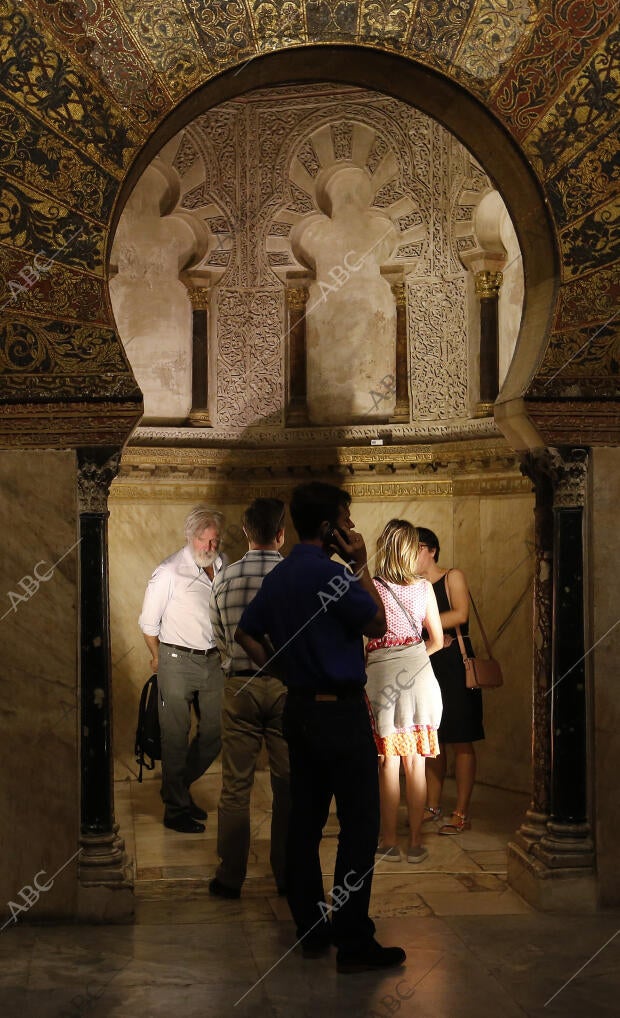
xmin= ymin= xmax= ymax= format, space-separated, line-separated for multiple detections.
xmin=472 ymin=495 xmax=534 ymax=795
xmin=590 ymin=448 xmax=620 ymax=906
xmin=0 ymin=450 xmax=79 ymax=921
xmin=108 ymin=489 xmax=534 ymax=798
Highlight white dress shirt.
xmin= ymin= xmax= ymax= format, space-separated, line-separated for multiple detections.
xmin=139 ymin=545 xmax=226 ymax=651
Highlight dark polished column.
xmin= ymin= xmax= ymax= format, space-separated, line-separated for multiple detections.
xmin=474 ymin=270 xmax=502 ymax=417
xmin=285 ymin=285 xmax=309 ymax=426
xmin=187 ymin=286 xmax=212 ymax=427
xmin=536 ymin=447 xmax=594 ymax=869
xmin=77 ymin=448 xmax=130 ymax=887
xmin=508 ymin=447 xmax=595 ymax=909
xmin=512 ymin=451 xmax=554 ymax=851
xmin=390 ymin=281 xmax=410 ymax=423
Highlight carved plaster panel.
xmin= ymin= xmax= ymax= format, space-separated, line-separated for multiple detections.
xmin=154 ymin=84 xmax=496 ymax=430
xmin=408 ymin=276 xmax=468 ymax=420
xmin=215 ymin=288 xmax=284 ymax=427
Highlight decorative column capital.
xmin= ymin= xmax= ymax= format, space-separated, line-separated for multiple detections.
xmin=553 ymin=447 xmax=589 ymax=509
xmin=475 ymin=270 xmax=503 ymax=299
xmin=286 ymin=286 xmax=309 ymax=311
xmin=77 ymin=448 xmax=121 ymax=513
xmin=391 ymin=282 xmax=406 ymax=307
xmin=187 ymin=286 xmax=211 ymax=311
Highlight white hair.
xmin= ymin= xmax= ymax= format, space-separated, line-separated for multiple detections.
xmin=184 ymin=505 xmax=224 ymax=543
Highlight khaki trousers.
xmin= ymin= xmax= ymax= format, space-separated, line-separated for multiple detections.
xmin=216 ymin=674 xmax=290 ymax=891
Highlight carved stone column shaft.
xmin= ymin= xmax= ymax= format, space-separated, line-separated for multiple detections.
xmin=77 ymin=448 xmax=128 ymax=887
xmin=475 ymin=270 xmax=502 ymax=416
xmin=508 ymin=447 xmax=595 ymax=909
xmin=513 ymin=451 xmax=554 ymax=851
xmin=286 ymin=286 xmax=309 ymax=426
xmin=188 ymin=287 xmax=211 ymax=427
xmin=390 ymin=282 xmax=410 ymax=423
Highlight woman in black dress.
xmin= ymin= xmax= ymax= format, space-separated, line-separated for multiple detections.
xmin=415 ymin=526 xmax=484 ymax=833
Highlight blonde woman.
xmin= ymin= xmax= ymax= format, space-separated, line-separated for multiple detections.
xmin=366 ymin=520 xmax=443 ymax=863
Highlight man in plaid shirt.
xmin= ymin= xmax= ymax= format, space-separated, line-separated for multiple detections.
xmin=208 ymin=498 xmax=289 ymax=898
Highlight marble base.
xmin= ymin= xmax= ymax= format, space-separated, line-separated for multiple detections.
xmin=507 ymin=842 xmax=597 ymax=912
xmin=76 ymin=884 xmax=135 ymax=923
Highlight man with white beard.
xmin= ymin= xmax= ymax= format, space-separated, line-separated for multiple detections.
xmin=139 ymin=506 xmax=227 ymax=832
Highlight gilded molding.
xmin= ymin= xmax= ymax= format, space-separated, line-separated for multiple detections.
xmin=0 ymin=401 xmax=143 ymax=449
xmin=526 ymin=401 xmax=620 ymax=446
xmin=111 ymin=438 xmax=531 ymax=501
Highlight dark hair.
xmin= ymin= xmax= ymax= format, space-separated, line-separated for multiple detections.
xmin=243 ymin=498 xmax=285 ymax=545
xmin=416 ymin=526 xmax=440 ymax=562
xmin=290 ymin=482 xmax=351 ymax=540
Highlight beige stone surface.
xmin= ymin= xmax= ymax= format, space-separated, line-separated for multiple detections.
xmin=590 ymin=448 xmax=620 ymax=907
xmin=0 ymin=450 xmax=79 ymax=921
xmin=108 ymin=488 xmax=534 ymax=796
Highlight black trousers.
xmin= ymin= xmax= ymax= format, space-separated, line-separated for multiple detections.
xmin=283 ymin=694 xmax=380 ymax=951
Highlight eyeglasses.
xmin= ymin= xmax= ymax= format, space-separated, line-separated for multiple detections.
xmin=418 ymin=543 xmax=428 ymax=549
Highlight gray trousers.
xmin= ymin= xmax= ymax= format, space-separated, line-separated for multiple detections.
xmin=157 ymin=643 xmax=224 ymax=820
xmin=216 ymin=673 xmax=290 ymax=891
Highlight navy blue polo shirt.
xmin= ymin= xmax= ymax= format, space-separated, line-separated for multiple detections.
xmin=238 ymin=543 xmax=378 ymax=689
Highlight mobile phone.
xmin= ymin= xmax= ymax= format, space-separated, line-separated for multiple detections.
xmin=324 ymin=524 xmax=348 ymax=546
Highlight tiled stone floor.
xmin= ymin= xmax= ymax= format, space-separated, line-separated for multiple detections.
xmin=1 ymin=770 xmax=618 ymax=1016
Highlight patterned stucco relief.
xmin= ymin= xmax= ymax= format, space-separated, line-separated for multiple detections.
xmin=408 ymin=277 xmax=468 ymax=420
xmin=163 ymin=85 xmax=494 ymax=426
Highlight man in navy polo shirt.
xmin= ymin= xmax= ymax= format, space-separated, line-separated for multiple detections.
xmin=235 ymin=482 xmax=406 ymax=974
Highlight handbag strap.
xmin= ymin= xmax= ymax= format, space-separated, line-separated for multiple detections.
xmin=374 ymin=576 xmax=421 ymax=642
xmin=444 ymin=570 xmax=494 ymax=660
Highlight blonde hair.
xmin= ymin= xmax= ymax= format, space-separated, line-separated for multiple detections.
xmin=375 ymin=519 xmax=420 ymax=584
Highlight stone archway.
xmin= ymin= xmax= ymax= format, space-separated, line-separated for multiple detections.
xmin=1 ymin=5 xmax=617 ymax=921
xmin=110 ymin=46 xmax=558 ymax=449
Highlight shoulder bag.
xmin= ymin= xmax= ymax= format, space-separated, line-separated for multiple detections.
xmin=444 ymin=571 xmax=503 ymax=689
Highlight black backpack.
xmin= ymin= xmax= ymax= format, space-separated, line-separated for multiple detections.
xmin=135 ymin=674 xmax=161 ymax=782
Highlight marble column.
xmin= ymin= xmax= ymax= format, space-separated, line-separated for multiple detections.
xmin=390 ymin=281 xmax=410 ymax=423
xmin=508 ymin=447 xmax=596 ymax=910
xmin=77 ymin=449 xmax=133 ymax=915
xmin=285 ymin=285 xmax=309 ymax=426
xmin=474 ymin=270 xmax=502 ymax=417
xmin=187 ymin=286 xmax=212 ymax=427
xmin=538 ymin=449 xmax=594 ymax=862
xmin=512 ymin=451 xmax=554 ymax=851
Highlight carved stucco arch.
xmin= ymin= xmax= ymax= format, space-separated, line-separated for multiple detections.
xmin=110 ymin=47 xmax=557 ymax=449
xmin=265 ymin=112 xmax=429 ymax=281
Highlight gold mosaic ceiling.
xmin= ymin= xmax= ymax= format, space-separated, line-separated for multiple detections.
xmin=0 ymin=0 xmax=617 ymax=446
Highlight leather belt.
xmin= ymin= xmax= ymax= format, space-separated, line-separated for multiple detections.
xmin=162 ymin=642 xmax=218 ymax=657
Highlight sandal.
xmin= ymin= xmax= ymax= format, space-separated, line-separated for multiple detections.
xmin=438 ymin=811 xmax=471 ymax=835
xmin=422 ymin=806 xmax=442 ymax=826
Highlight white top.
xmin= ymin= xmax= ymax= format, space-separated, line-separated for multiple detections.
xmin=139 ymin=545 xmax=226 ymax=651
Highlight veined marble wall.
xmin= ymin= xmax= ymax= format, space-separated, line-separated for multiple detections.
xmin=590 ymin=448 xmax=620 ymax=906
xmin=109 ymin=479 xmax=533 ymax=797
xmin=0 ymin=451 xmax=79 ymax=921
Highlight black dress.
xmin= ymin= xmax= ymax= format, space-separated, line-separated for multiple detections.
xmin=431 ymin=574 xmax=484 ymax=744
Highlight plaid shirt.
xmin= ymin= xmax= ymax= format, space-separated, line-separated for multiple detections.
xmin=209 ymin=549 xmax=283 ymax=675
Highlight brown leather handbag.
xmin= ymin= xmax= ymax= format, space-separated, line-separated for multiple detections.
xmin=445 ymin=572 xmax=503 ymax=689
